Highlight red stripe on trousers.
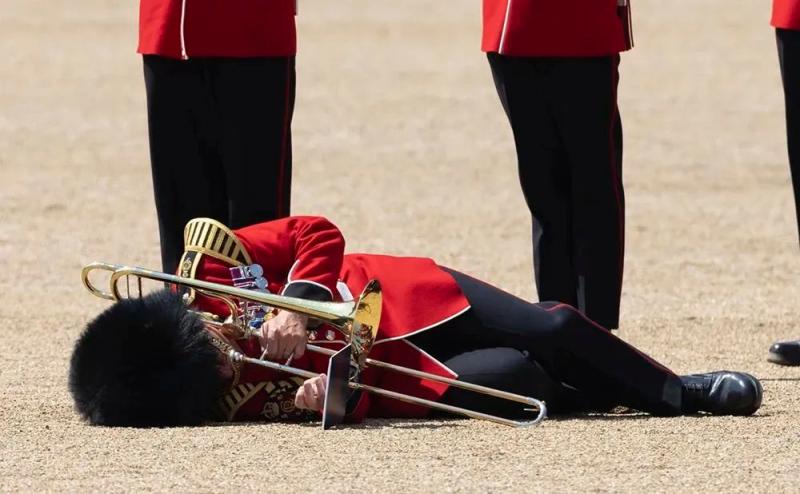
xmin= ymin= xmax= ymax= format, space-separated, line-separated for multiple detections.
xmin=608 ymin=56 xmax=625 ymax=291
xmin=545 ymin=303 xmax=677 ymax=377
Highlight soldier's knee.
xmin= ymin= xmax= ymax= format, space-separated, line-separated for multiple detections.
xmin=547 ymin=304 xmax=584 ymax=338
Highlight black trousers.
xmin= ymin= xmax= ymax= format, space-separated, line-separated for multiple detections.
xmin=409 ymin=269 xmax=683 ymax=417
xmin=488 ymin=53 xmax=625 ymax=329
xmin=776 ymin=29 xmax=800 ymax=246
xmin=144 ymin=55 xmax=296 ymax=273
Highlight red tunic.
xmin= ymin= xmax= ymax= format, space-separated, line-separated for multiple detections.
xmin=482 ymin=0 xmax=634 ymax=56
xmin=187 ymin=217 xmax=470 ymax=422
xmin=773 ymin=0 xmax=800 ymax=30
xmin=137 ymin=0 xmax=297 ymax=59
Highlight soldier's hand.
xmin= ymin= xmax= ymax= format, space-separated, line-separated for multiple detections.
xmin=295 ymin=374 xmax=327 ymax=412
xmin=259 ymin=310 xmax=309 ymax=360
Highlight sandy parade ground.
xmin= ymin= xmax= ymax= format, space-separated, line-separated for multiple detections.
xmin=2 ymin=0 xmax=800 ymax=491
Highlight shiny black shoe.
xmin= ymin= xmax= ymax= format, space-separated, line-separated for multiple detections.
xmin=768 ymin=340 xmax=800 ymax=366
xmin=680 ymin=371 xmax=763 ymax=416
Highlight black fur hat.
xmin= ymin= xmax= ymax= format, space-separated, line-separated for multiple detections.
xmin=69 ymin=290 xmax=224 ymax=427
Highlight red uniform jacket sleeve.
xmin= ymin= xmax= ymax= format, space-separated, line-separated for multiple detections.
xmin=191 ymin=216 xmax=345 ymax=316
xmin=237 ymin=216 xmax=345 ymax=302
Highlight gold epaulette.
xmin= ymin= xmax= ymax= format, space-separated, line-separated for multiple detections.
xmin=177 ymin=218 xmax=253 ymax=303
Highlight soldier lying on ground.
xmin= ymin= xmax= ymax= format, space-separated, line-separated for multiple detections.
xmin=69 ymin=217 xmax=763 ymax=426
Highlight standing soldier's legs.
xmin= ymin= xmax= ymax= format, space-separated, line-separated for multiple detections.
xmin=552 ymin=56 xmax=625 ymax=329
xmin=777 ymin=28 xmax=800 ymax=245
xmin=487 ymin=53 xmax=579 ymax=307
xmin=143 ymin=56 xmax=228 ymax=273
xmin=767 ymin=29 xmax=800 ymax=366
xmin=212 ymin=57 xmax=296 ymax=229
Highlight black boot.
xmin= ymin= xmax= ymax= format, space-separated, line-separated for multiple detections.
xmin=768 ymin=340 xmax=800 ymax=366
xmin=680 ymin=371 xmax=763 ymax=416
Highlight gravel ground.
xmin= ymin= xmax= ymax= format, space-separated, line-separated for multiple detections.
xmin=1 ymin=1 xmax=799 ymax=492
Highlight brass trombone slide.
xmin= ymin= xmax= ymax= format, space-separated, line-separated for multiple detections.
xmin=81 ymin=262 xmax=547 ymax=427
xmin=81 ymin=262 xmax=376 ymax=333
xmin=300 ymin=345 xmax=546 ymax=427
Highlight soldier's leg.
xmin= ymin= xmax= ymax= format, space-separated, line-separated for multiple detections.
xmin=767 ymin=29 xmax=800 ymax=366
xmin=488 ymin=53 xmax=578 ymax=307
xmin=437 ymin=268 xmax=683 ymax=415
xmin=436 ymin=348 xmax=559 ymax=419
xmin=143 ymin=56 xmax=228 ymax=273
xmin=212 ymin=57 xmax=296 ymax=229
xmin=777 ymin=28 xmax=800 ymax=245
xmin=551 ymin=56 xmax=625 ymax=329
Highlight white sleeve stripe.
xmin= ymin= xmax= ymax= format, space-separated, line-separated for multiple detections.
xmin=282 ymin=260 xmax=333 ymax=297
xmin=337 ymin=281 xmax=353 ymax=302
xmin=286 ymin=259 xmax=300 ymax=281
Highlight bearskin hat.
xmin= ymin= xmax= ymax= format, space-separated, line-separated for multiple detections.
xmin=69 ymin=290 xmax=224 ymax=427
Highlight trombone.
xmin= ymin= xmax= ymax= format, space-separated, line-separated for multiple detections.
xmin=81 ymin=262 xmax=547 ymax=427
